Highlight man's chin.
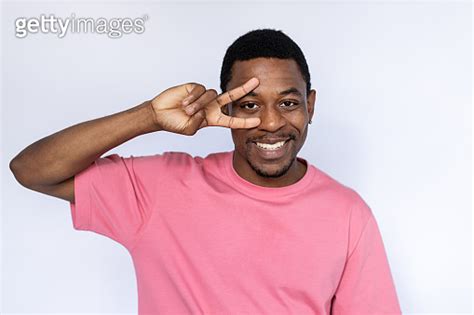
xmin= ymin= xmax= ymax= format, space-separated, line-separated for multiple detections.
xmin=249 ymin=158 xmax=294 ymax=178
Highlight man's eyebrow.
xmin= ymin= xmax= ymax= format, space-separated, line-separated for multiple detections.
xmin=246 ymin=87 xmax=303 ymax=97
xmin=279 ymin=87 xmax=303 ymax=96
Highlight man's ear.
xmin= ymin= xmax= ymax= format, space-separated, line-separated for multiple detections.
xmin=307 ymin=89 xmax=316 ymax=122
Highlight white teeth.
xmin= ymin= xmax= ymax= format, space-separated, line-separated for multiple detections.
xmin=256 ymin=141 xmax=286 ymax=150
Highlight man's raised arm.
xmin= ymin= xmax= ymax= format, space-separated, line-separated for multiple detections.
xmin=9 ymin=101 xmax=159 ymax=202
xmin=9 ymin=77 xmax=260 ymax=202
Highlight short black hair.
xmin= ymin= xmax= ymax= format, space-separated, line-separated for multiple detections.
xmin=220 ymin=29 xmax=311 ymax=95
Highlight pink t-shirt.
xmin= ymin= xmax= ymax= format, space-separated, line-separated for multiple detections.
xmin=70 ymin=150 xmax=401 ymax=314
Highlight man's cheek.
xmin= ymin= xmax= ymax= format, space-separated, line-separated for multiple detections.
xmin=288 ymin=113 xmax=307 ymax=133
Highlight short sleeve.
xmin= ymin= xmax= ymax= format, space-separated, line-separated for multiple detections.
xmin=69 ymin=153 xmax=158 ymax=251
xmin=331 ymin=197 xmax=402 ymax=314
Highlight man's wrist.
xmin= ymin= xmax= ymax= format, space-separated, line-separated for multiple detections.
xmin=138 ymin=100 xmax=162 ymax=134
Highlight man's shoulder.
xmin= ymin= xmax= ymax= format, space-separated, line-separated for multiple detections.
xmin=121 ymin=150 xmax=230 ymax=170
xmin=146 ymin=150 xmax=230 ymax=163
xmin=308 ymin=162 xmax=355 ymax=196
xmin=307 ymin=162 xmax=373 ymax=218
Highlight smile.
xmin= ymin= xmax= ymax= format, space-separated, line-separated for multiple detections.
xmin=255 ymin=141 xmax=286 ymax=150
xmin=252 ymin=139 xmax=291 ymax=160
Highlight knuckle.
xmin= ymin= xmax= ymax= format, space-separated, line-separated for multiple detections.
xmin=215 ymin=96 xmax=225 ymax=106
xmin=187 ymin=83 xmax=205 ymax=94
xmin=228 ymin=91 xmax=236 ymax=100
xmin=187 ymin=82 xmax=199 ymax=88
xmin=208 ymin=89 xmax=218 ymax=96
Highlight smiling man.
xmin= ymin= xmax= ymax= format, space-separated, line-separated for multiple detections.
xmin=10 ymin=29 xmax=402 ymax=314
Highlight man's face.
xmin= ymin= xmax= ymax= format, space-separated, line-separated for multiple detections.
xmin=224 ymin=57 xmax=316 ymax=178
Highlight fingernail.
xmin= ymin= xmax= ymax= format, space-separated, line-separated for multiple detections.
xmin=182 ymin=99 xmax=190 ymax=106
xmin=250 ymin=117 xmax=261 ymax=127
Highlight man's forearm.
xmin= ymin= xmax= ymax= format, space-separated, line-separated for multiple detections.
xmin=10 ymin=100 xmax=160 ymax=187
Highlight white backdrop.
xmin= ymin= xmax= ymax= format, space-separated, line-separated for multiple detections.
xmin=1 ymin=1 xmax=472 ymax=314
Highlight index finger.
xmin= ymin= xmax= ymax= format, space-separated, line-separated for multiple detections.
xmin=214 ymin=77 xmax=259 ymax=107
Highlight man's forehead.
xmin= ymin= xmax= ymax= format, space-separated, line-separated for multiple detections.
xmin=246 ymin=86 xmax=303 ymax=98
xmin=228 ymin=58 xmax=306 ymax=94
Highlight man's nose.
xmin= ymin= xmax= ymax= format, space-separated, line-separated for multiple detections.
xmin=258 ymin=105 xmax=286 ymax=132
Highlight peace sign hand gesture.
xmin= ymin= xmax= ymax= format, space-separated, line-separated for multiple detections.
xmin=150 ymin=78 xmax=260 ymax=136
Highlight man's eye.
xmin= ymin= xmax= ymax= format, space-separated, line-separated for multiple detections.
xmin=281 ymin=101 xmax=298 ymax=107
xmin=240 ymin=103 xmax=259 ymax=110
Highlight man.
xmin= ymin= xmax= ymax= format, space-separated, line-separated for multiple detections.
xmin=10 ymin=29 xmax=402 ymax=314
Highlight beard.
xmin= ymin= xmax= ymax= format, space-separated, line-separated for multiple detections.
xmin=243 ymin=131 xmax=300 ymax=178
xmin=247 ymin=150 xmax=297 ymax=178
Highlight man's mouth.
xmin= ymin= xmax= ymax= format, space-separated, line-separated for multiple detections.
xmin=254 ymin=140 xmax=288 ymax=150
xmin=251 ymin=138 xmax=292 ymax=160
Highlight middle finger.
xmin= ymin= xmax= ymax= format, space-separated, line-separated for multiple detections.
xmin=213 ymin=77 xmax=259 ymax=107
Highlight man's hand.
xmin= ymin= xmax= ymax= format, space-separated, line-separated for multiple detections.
xmin=150 ymin=77 xmax=261 ymax=135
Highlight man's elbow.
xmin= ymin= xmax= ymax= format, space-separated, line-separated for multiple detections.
xmin=9 ymin=157 xmax=33 ymax=188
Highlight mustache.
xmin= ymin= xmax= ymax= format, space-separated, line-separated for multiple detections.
xmin=247 ymin=133 xmax=297 ymax=143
